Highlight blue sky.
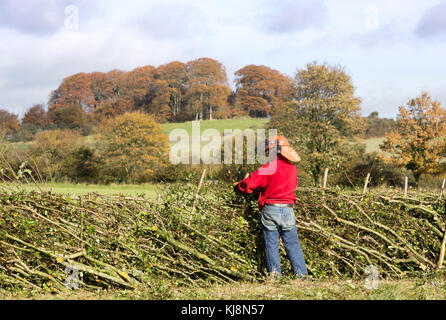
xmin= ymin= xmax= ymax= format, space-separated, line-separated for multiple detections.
xmin=1 ymin=0 xmax=446 ymax=119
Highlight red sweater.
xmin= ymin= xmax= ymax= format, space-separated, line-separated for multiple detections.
xmin=237 ymin=156 xmax=298 ymax=209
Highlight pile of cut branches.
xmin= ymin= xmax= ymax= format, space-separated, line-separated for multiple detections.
xmin=0 ymin=183 xmax=261 ymax=293
xmin=294 ymin=189 xmax=446 ymax=279
xmin=0 ymin=182 xmax=445 ymax=293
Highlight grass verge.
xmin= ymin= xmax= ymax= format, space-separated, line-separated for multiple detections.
xmin=0 ymin=182 xmax=162 ymax=199
xmin=2 ymin=279 xmax=446 ymax=300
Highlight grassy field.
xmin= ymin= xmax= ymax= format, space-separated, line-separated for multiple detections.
xmin=0 ymin=182 xmax=161 ymax=199
xmin=9 ymin=118 xmax=270 ymax=150
xmin=9 ymin=141 xmax=33 ymax=151
xmin=162 ymin=118 xmax=270 ymax=136
xmin=9 ymin=118 xmax=384 ymax=154
xmin=2 ymin=278 xmax=446 ymax=300
xmin=361 ymin=137 xmax=385 ymax=153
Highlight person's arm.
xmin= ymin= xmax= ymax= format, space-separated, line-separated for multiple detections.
xmin=236 ymin=169 xmax=268 ymax=194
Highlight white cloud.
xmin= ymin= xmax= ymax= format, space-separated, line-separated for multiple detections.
xmin=259 ymin=0 xmax=327 ymax=33
xmin=0 ymin=0 xmax=90 ymax=35
xmin=1 ymin=0 xmax=446 ymax=118
xmin=415 ymin=1 xmax=446 ymax=38
xmin=129 ymin=4 xmax=210 ymax=40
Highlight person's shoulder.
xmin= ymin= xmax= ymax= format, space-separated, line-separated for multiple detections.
xmin=262 ymin=157 xmax=278 ymax=167
xmin=277 ymin=155 xmax=292 ymax=165
xmin=278 ymin=156 xmax=297 ymax=170
xmin=254 ymin=158 xmax=278 ymax=175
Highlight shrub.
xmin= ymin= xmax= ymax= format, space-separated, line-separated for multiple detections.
xmin=96 ymin=112 xmax=170 ymax=184
xmin=12 ymin=124 xmax=40 ymax=142
xmin=63 ymin=146 xmax=100 ymax=183
xmin=337 ymin=152 xmax=414 ymax=188
xmin=418 ymin=174 xmax=446 ymax=191
xmin=29 ymin=129 xmax=83 ymax=181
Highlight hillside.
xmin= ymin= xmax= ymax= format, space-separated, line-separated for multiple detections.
xmin=10 ymin=118 xmax=384 ymax=154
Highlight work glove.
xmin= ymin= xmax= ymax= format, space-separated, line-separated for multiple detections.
xmin=233 ymin=174 xmax=249 ymax=194
xmin=233 ymin=182 xmax=240 ymax=194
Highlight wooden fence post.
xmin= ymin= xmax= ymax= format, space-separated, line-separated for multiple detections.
xmin=362 ymin=173 xmax=371 ymax=195
xmin=440 ymin=179 xmax=446 ymax=199
xmin=188 ymin=169 xmax=207 ymax=225
xmin=323 ymin=168 xmax=329 ymax=189
xmin=404 ymin=176 xmax=408 ymax=199
xmin=437 ymin=229 xmax=446 ymax=270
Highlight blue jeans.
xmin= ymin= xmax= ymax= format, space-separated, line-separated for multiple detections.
xmin=261 ymin=205 xmax=308 ymax=278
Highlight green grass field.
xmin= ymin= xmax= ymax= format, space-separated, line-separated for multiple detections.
xmin=9 ymin=118 xmax=270 ymax=150
xmin=162 ymin=118 xmax=270 ymax=136
xmin=361 ymin=137 xmax=385 ymax=153
xmin=0 ymin=182 xmax=161 ymax=199
xmin=9 ymin=141 xmax=33 ymax=151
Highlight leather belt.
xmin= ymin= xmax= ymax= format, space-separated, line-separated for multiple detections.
xmin=265 ymin=203 xmax=294 ymax=208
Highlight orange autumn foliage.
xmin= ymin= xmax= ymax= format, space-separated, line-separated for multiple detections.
xmin=0 ymin=109 xmax=19 ymax=135
xmin=49 ymin=73 xmax=95 ymax=112
xmin=47 ymin=58 xmax=234 ymax=123
xmin=380 ymin=92 xmax=446 ymax=182
xmin=235 ymin=65 xmax=291 ymax=117
xmin=185 ymin=58 xmax=232 ymax=121
xmin=22 ymin=104 xmax=49 ymax=127
xmin=96 ymin=112 xmax=170 ymax=183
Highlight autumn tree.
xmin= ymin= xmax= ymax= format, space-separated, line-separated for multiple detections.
xmin=30 ymin=129 xmax=84 ymax=181
xmin=22 ymin=104 xmax=49 ymax=127
xmin=122 ymin=63 xmax=188 ymax=122
xmin=380 ymin=92 xmax=446 ymax=183
xmin=269 ymin=62 xmax=364 ymax=186
xmin=13 ymin=104 xmax=50 ymax=141
xmin=185 ymin=58 xmax=231 ymax=121
xmin=46 ymin=71 xmax=117 ymax=131
xmin=144 ymin=79 xmax=173 ymax=122
xmin=48 ymin=103 xmax=88 ymax=132
xmin=93 ymin=98 xmax=131 ymax=120
xmin=90 ymin=70 xmax=124 ymax=105
xmin=0 ymin=109 xmax=19 ymax=136
xmin=156 ymin=61 xmax=187 ymax=121
xmin=234 ymin=65 xmax=291 ymax=117
xmin=96 ymin=112 xmax=169 ymax=183
xmin=49 ymin=73 xmax=95 ymax=112
xmin=91 ymin=71 xmax=128 ymax=120
xmin=119 ymin=65 xmax=156 ymax=111
xmin=48 ymin=72 xmax=99 ymax=134
xmin=88 ymin=70 xmax=125 ymax=119
xmin=46 ymin=59 xmax=234 ymax=124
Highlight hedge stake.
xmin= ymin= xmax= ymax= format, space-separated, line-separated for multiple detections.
xmin=362 ymin=173 xmax=371 ymax=195
xmin=437 ymin=229 xmax=446 ymax=270
xmin=188 ymin=169 xmax=207 ymax=225
xmin=440 ymin=179 xmax=445 ymax=199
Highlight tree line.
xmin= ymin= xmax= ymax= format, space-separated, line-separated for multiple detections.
xmin=1 ymin=58 xmax=290 ymax=139
xmin=1 ymin=57 xmax=394 ymax=142
xmin=2 ymin=61 xmax=444 ymax=188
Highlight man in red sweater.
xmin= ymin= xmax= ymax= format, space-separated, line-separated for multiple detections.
xmin=235 ymin=136 xmax=308 ymax=278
